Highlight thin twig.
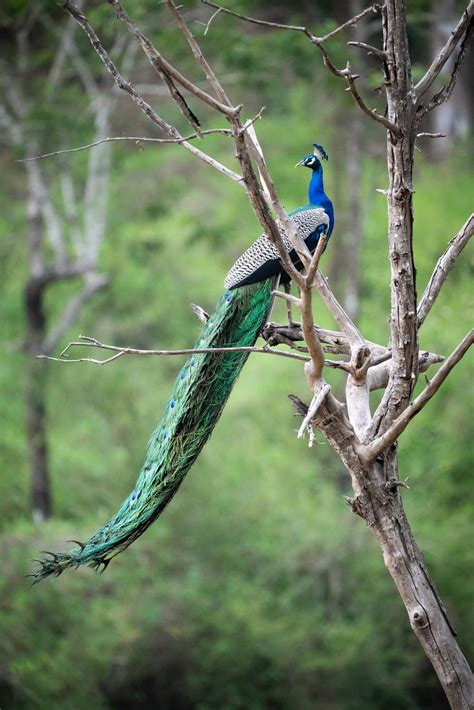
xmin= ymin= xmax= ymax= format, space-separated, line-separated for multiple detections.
xmin=200 ymin=7 xmax=222 ymax=35
xmin=165 ymin=0 xmax=232 ymax=106
xmin=416 ymin=132 xmax=446 ymax=139
xmin=18 ymin=130 xmax=233 ymax=162
xmin=107 ymin=0 xmax=238 ymax=118
xmin=272 ymin=290 xmax=301 ymax=306
xmin=343 ymin=68 xmax=399 ymax=133
xmin=347 ymin=40 xmax=386 ymax=59
xmin=202 ymin=0 xmax=399 ymax=134
xmin=202 ymin=0 xmax=379 ymax=42
xmin=39 ymin=335 xmax=310 ymax=364
xmin=319 ymin=5 xmax=381 ymax=41
xmin=61 ymin=0 xmax=244 ymax=184
xmin=311 ymin=270 xmax=366 ymax=348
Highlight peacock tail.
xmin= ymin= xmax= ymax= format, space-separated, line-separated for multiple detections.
xmin=33 ymin=143 xmax=334 ymax=582
xmin=33 ymin=278 xmax=276 ymax=581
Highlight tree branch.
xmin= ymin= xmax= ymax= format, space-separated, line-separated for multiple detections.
xmin=107 ymin=0 xmax=237 ymax=118
xmin=347 ymin=40 xmax=386 ymax=59
xmin=414 ymin=1 xmax=474 ymax=100
xmin=165 ymin=0 xmax=232 ymax=107
xmin=202 ymin=0 xmax=379 ymax=41
xmin=418 ymin=215 xmax=473 ymax=328
xmin=359 ymin=330 xmax=473 ymax=463
xmin=202 ymin=0 xmax=400 ymax=134
xmin=61 ymin=0 xmax=244 ymax=185
xmin=18 ymin=130 xmax=234 ymax=162
xmin=418 ymin=17 xmax=473 ymax=118
xmin=40 ymin=334 xmax=310 ymax=364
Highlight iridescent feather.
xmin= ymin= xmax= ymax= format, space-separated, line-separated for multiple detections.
xmin=33 ymin=146 xmax=333 ymax=581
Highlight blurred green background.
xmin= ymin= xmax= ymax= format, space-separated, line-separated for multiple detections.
xmin=0 ymin=1 xmax=472 ymax=708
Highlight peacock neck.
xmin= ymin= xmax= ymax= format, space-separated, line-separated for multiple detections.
xmin=308 ymin=164 xmax=334 ymax=237
xmin=308 ymin=165 xmax=326 ymax=205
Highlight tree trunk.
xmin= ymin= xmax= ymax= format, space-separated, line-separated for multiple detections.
xmin=25 ymin=357 xmax=51 ymax=522
xmin=369 ymin=450 xmax=473 ymax=708
xmin=24 ymin=195 xmax=52 ymax=522
xmin=311 ymin=393 xmax=474 ymax=709
xmin=381 ymin=0 xmax=418 ymax=426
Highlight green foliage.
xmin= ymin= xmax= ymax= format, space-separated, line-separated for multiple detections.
xmin=0 ymin=1 xmax=472 ymax=708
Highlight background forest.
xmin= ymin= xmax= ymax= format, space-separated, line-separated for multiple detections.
xmin=0 ymin=0 xmax=472 ymax=708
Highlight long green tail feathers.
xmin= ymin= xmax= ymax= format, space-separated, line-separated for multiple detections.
xmin=34 ymin=278 xmax=276 ymax=581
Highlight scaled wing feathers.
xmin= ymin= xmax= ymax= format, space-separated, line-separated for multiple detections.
xmin=224 ymin=207 xmax=328 ymax=290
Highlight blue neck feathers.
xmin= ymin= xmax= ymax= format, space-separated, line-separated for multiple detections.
xmin=309 ymin=164 xmax=334 ymax=237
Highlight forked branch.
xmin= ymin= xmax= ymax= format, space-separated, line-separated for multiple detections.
xmin=415 ymin=1 xmax=474 ymax=100
xmin=39 ymin=334 xmax=313 ymax=364
xmin=359 ymin=330 xmax=474 ymax=463
xmin=61 ymin=0 xmax=244 ymax=184
xmin=202 ymin=0 xmax=400 ymax=134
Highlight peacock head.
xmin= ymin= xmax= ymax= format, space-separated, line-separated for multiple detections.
xmin=296 ymin=144 xmax=329 ymax=170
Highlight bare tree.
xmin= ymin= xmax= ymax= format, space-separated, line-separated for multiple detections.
xmin=42 ymin=0 xmax=473 ymax=705
xmin=0 ymin=11 xmax=130 ymax=520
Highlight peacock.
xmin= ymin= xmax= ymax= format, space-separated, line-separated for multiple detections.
xmin=33 ymin=144 xmax=334 ymax=581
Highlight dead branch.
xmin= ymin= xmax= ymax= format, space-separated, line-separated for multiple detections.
xmin=18 ymin=129 xmax=234 ymax=162
xmin=202 ymin=0 xmax=400 ymax=134
xmin=359 ymin=330 xmax=473 ymax=463
xmin=165 ymin=0 xmax=232 ymax=106
xmin=202 ymin=0 xmax=379 ymax=41
xmin=40 ymin=334 xmax=310 ymax=364
xmin=297 ymin=383 xmax=331 ymax=439
xmin=106 ymin=0 xmax=237 ymax=119
xmin=414 ymin=1 xmax=474 ymax=100
xmin=347 ymin=40 xmax=386 ymax=59
xmin=61 ymin=0 xmax=244 ymax=185
xmin=416 ymin=132 xmax=446 ymax=139
xmin=418 ymin=215 xmax=473 ymax=328
xmin=419 ymin=16 xmax=473 ymax=116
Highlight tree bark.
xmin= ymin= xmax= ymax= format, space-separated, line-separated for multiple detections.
xmin=372 ymin=0 xmax=418 ymax=436
xmin=310 ymin=395 xmax=474 ymax=709
xmin=369 ymin=451 xmax=474 ymax=709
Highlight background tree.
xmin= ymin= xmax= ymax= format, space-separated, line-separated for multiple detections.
xmin=0 ymin=7 xmax=137 ymax=519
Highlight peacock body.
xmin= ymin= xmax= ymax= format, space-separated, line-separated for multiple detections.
xmin=34 ymin=145 xmax=334 ymax=581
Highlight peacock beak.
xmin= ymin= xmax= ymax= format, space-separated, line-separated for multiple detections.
xmin=295 ymin=159 xmax=305 ymax=168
